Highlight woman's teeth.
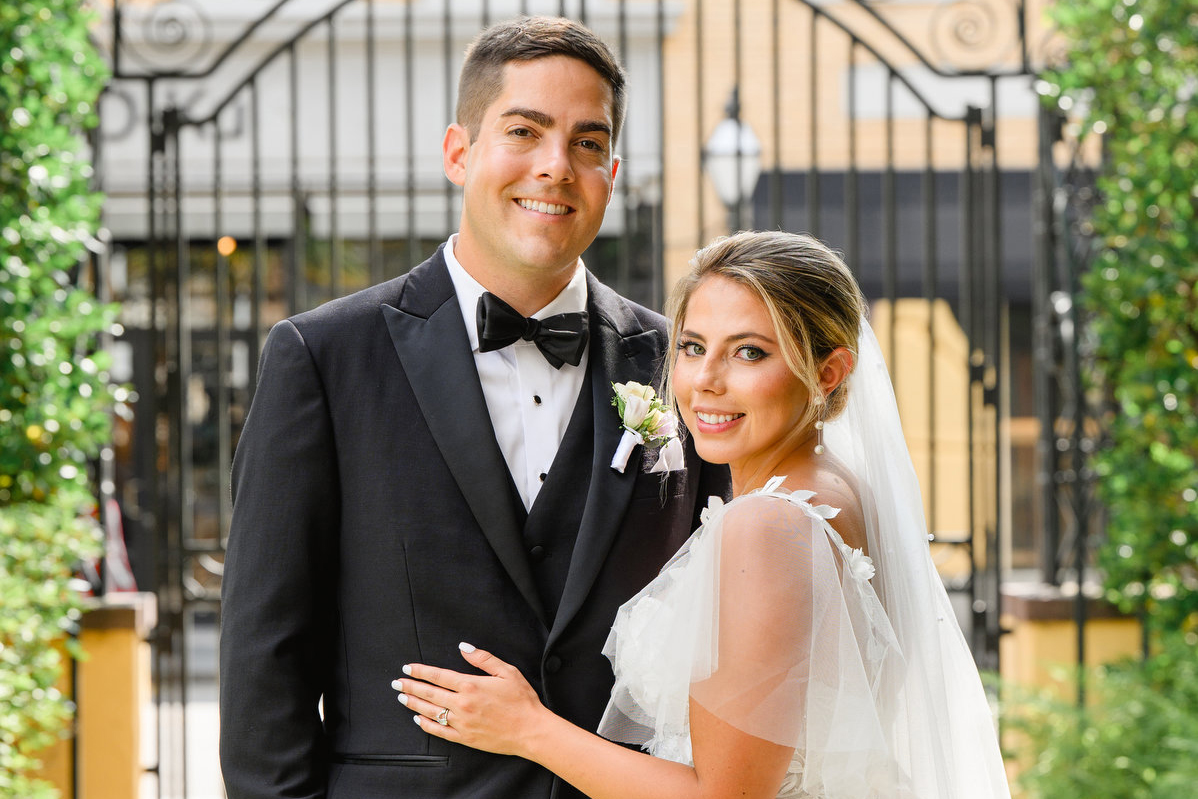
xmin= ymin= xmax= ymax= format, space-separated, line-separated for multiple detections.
xmin=697 ymin=412 xmax=742 ymax=424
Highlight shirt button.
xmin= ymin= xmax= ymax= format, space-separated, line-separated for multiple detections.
xmin=545 ymin=655 xmax=562 ymax=673
xmin=533 ymin=394 xmax=542 ymax=405
xmin=529 ymin=545 xmax=546 ymax=563
xmin=539 ymin=472 xmax=547 ymax=483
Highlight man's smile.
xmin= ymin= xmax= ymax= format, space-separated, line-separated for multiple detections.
xmin=516 ymin=198 xmax=572 ymax=215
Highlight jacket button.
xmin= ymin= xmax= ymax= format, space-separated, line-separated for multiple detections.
xmin=529 ymin=545 xmax=546 ymax=562
xmin=545 ymin=655 xmax=562 ymax=673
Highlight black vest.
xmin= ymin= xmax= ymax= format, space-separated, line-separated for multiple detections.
xmin=519 ymin=369 xmax=594 ymax=620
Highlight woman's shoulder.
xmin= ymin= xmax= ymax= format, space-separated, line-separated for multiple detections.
xmin=726 ymin=470 xmax=868 ymax=553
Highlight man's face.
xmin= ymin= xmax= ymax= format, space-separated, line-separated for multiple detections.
xmin=443 ymin=55 xmax=619 ymax=290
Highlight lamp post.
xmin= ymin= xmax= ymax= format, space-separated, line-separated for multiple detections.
xmin=703 ymin=87 xmax=762 ymax=233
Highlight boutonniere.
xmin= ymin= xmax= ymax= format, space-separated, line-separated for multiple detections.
xmin=608 ymin=381 xmax=684 ymax=474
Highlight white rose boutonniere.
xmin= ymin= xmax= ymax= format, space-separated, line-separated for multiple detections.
xmin=609 ymin=381 xmax=683 ymax=473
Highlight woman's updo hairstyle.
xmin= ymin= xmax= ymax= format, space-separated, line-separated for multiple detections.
xmin=665 ymin=230 xmax=867 ymax=434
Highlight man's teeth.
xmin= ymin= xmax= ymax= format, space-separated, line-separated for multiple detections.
xmin=697 ymin=412 xmax=741 ymax=424
xmin=518 ymin=199 xmax=569 ymax=215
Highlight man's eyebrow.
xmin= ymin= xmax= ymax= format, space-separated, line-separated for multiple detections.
xmin=499 ymin=107 xmax=553 ymax=128
xmin=573 ymin=120 xmax=612 ymax=138
xmin=499 ymin=108 xmax=611 ymax=138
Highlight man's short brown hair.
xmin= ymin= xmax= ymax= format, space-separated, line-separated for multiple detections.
xmin=456 ymin=16 xmax=627 ymax=145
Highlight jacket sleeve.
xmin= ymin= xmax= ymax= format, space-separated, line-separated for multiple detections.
xmin=219 ymin=319 xmax=341 ymax=799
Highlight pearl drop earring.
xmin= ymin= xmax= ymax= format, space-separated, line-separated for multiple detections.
xmin=813 ymin=419 xmax=825 ymax=455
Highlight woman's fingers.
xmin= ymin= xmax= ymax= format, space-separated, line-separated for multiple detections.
xmin=457 ymin=642 xmax=515 ymax=679
xmin=400 ymin=660 xmax=466 ymax=691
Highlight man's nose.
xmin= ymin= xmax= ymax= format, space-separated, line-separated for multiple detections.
xmin=537 ymin=138 xmax=575 ymax=182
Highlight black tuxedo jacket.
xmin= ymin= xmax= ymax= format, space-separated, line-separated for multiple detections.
xmin=219 ymin=247 xmax=729 ymax=799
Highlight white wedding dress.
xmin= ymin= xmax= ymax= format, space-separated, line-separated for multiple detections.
xmin=597 ymin=324 xmax=1012 ymax=799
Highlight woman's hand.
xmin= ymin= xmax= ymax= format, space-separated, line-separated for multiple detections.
xmin=392 ymin=642 xmax=552 ymax=758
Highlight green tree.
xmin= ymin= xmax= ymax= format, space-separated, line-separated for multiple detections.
xmin=1042 ymin=0 xmax=1198 ymax=634
xmin=0 ymin=2 xmax=112 ymax=796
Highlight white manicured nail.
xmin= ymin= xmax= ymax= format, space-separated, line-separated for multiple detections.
xmin=459 ymin=642 xmax=476 ymax=653
xmin=397 ymin=693 xmax=408 ymax=706
xmin=402 ymin=664 xmax=412 ymax=676
xmin=413 ymin=715 xmax=422 ymax=726
xmin=390 ymin=679 xmax=403 ymax=690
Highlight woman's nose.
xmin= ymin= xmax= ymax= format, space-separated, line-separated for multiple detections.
xmin=692 ymin=356 xmax=725 ymax=393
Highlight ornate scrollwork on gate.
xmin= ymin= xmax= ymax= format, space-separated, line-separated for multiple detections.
xmin=115 ymin=0 xmax=215 ymax=74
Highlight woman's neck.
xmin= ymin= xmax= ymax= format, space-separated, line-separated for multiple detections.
xmin=728 ymin=430 xmax=820 ymax=497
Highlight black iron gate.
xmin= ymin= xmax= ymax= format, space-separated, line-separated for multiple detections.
xmin=93 ymin=1 xmax=1049 ymax=795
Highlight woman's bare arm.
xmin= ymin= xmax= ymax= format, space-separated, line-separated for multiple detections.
xmin=396 ymin=645 xmax=793 ymax=799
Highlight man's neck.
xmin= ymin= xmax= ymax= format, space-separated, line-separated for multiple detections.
xmin=450 ymin=239 xmax=581 ymax=317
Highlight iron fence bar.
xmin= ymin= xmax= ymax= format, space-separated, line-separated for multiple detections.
xmin=616 ymin=0 xmax=631 ymax=297
xmin=882 ymin=69 xmax=897 ymax=368
xmin=806 ymin=10 xmax=818 ymax=235
xmin=1031 ymin=106 xmax=1059 ymax=583
xmin=651 ymin=0 xmax=666 ymax=309
xmin=144 ymin=76 xmax=166 ymax=799
xmin=769 ymin=0 xmax=783 ymax=229
xmin=845 ymin=38 xmax=859 ymax=276
xmin=366 ymin=0 xmax=381 ymax=286
xmin=214 ymin=123 xmax=232 ymax=560
xmin=694 ymin=0 xmax=706 ymax=247
xmin=328 ymin=18 xmax=342 ymax=300
xmin=732 ymin=0 xmax=744 ymax=232
xmin=288 ymin=45 xmax=303 ymax=315
xmin=405 ymin=0 xmax=418 ymax=268
xmin=960 ymin=108 xmax=979 ymax=655
xmin=168 ymin=106 xmax=192 ymax=797
xmin=250 ymin=78 xmax=264 ymax=411
xmin=444 ymin=3 xmax=455 ymax=239
xmin=985 ymin=78 xmax=1005 ymax=662
xmin=923 ymin=111 xmax=939 ymax=535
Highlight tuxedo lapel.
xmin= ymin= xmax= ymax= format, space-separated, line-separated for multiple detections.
xmin=550 ymin=275 xmax=669 ymax=639
xmin=380 ymin=250 xmax=547 ymax=627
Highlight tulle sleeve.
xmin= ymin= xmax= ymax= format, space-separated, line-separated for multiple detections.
xmin=599 ymin=489 xmax=911 ymax=797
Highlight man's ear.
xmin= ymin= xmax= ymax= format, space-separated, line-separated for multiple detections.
xmin=819 ymin=347 xmax=854 ymax=397
xmin=606 ymin=155 xmax=621 ymax=203
xmin=443 ymin=123 xmax=471 ymax=187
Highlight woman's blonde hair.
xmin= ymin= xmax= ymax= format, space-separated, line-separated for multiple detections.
xmin=664 ymin=230 xmax=867 ymax=435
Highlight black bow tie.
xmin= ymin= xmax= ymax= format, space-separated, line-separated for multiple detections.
xmin=476 ymin=292 xmax=589 ymax=369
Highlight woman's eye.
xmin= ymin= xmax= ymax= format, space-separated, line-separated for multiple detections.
xmin=737 ymin=346 xmax=766 ymax=361
xmin=678 ymin=341 xmax=705 ymax=357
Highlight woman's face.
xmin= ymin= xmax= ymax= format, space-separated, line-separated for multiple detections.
xmin=672 ymin=275 xmax=813 ymax=483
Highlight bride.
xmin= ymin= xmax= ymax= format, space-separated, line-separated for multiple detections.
xmin=392 ymin=231 xmax=1012 ymax=798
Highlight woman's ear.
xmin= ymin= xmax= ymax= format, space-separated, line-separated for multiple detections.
xmin=819 ymin=347 xmax=854 ymax=397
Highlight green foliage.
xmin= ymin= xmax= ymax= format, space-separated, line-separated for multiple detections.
xmin=0 ymin=1 xmax=112 ymax=796
xmin=1003 ymin=632 xmax=1198 ymax=799
xmin=1041 ymin=0 xmax=1198 ymax=632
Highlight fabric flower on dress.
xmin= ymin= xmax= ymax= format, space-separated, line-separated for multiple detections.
xmin=842 ymin=546 xmax=876 ymax=581
xmin=609 ymin=382 xmax=683 ymax=473
xmin=699 ymin=495 xmax=725 ymax=526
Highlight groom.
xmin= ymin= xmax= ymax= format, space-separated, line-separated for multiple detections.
xmin=218 ymin=16 xmax=728 ymax=799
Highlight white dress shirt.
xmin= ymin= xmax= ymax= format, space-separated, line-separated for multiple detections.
xmin=443 ymin=235 xmax=589 ymax=511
